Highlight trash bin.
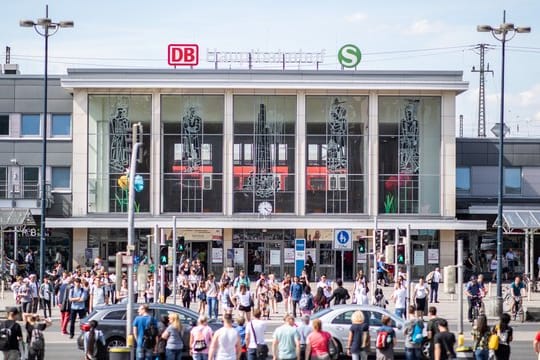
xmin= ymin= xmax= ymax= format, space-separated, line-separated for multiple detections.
xmin=109 ymin=346 xmax=131 ymax=360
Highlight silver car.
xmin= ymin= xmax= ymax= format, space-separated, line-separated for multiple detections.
xmin=307 ymin=304 xmax=429 ymax=359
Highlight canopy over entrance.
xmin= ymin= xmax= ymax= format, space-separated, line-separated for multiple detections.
xmin=499 ymin=210 xmax=540 ymax=233
xmin=0 ymin=209 xmax=36 ymax=228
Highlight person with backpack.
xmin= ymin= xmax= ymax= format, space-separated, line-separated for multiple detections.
xmin=133 ymin=304 xmax=159 ymax=360
xmin=189 ymin=315 xmax=213 ymax=360
xmin=234 ymin=269 xmax=251 ymax=291
xmin=58 ymin=276 xmax=72 ymax=335
xmin=83 ymin=320 xmax=105 ymax=360
xmin=471 ymin=315 xmax=490 ymax=360
xmin=433 ymin=319 xmax=456 ymax=360
xmin=23 ymin=313 xmax=51 ymax=360
xmin=427 ymin=306 xmax=444 ymax=359
xmin=161 ymin=312 xmax=185 ymax=360
xmin=155 ymin=315 xmax=170 ymax=360
xmin=492 ymin=313 xmax=512 ymax=360
xmin=299 ymin=286 xmax=315 ymax=316
xmin=404 ymin=305 xmax=423 ymax=360
xmin=0 ymin=307 xmax=23 ymax=360
xmin=347 ymin=310 xmax=369 ymax=360
xmin=375 ymin=315 xmax=396 ymax=360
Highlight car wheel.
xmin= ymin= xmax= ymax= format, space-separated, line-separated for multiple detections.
xmin=106 ymin=336 xmax=126 ymax=349
xmin=421 ymin=339 xmax=430 ymax=360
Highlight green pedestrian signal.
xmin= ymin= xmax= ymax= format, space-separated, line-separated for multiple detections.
xmin=397 ymin=245 xmax=405 ymax=264
xmin=159 ymin=245 xmax=168 ymax=265
xmin=177 ymin=236 xmax=185 ymax=252
xmin=358 ymin=239 xmax=366 ymax=254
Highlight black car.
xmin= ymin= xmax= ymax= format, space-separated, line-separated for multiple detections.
xmin=77 ymin=303 xmax=221 ymax=357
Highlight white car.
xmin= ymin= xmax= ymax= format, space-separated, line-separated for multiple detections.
xmin=305 ymin=304 xmax=429 ymax=359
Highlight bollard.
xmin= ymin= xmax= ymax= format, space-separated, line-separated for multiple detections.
xmin=109 ymin=347 xmax=131 ymax=360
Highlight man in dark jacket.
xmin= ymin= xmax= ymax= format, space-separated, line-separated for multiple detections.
xmin=328 ymin=279 xmax=351 ymax=305
xmin=1 ymin=307 xmax=23 ymax=360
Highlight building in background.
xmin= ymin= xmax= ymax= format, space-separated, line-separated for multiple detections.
xmin=0 ymin=64 xmax=73 ymax=271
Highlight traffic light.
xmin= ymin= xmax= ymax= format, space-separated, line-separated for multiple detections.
xmin=358 ymin=239 xmax=366 ymax=254
xmin=177 ymin=236 xmax=185 ymax=252
xmin=397 ymin=245 xmax=405 ymax=264
xmin=159 ymin=245 xmax=168 ymax=265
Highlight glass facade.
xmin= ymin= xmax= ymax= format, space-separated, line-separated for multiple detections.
xmin=305 ymin=96 xmax=368 ymax=213
xmin=88 ymin=95 xmax=151 ymax=213
xmin=161 ymin=95 xmax=224 ymax=213
xmin=233 ymin=96 xmax=296 ymax=213
xmin=378 ymin=97 xmax=441 ymax=214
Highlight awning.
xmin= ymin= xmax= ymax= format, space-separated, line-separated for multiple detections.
xmin=0 ymin=209 xmax=36 ymax=228
xmin=499 ymin=210 xmax=540 ymax=232
xmin=46 ymin=215 xmax=486 ymax=231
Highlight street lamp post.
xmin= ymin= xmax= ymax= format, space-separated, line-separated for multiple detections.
xmin=20 ymin=6 xmax=73 ymax=281
xmin=477 ymin=11 xmax=530 ymax=316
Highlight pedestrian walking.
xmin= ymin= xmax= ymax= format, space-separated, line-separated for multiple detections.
xmin=327 ymin=279 xmax=350 ymax=306
xmin=133 ymin=304 xmax=159 ymax=360
xmin=375 ymin=315 xmax=396 ymax=360
xmin=208 ymin=313 xmax=241 ymax=360
xmin=245 ymin=309 xmax=267 ymax=360
xmin=413 ymin=277 xmax=429 ymax=320
xmin=83 ymin=320 xmax=106 ymax=360
xmin=305 ymin=318 xmax=337 ymax=360
xmin=68 ymin=277 xmax=88 ymax=339
xmin=39 ymin=276 xmax=53 ymax=318
xmin=492 ymin=313 xmax=512 ymax=360
xmin=391 ymin=280 xmax=407 ymax=319
xmin=189 ymin=315 xmax=213 ymax=360
xmin=23 ymin=313 xmax=51 ymax=360
xmin=290 ymin=276 xmax=303 ymax=318
xmin=433 ymin=319 xmax=456 ymax=360
xmin=472 ymin=315 xmax=490 ymax=360
xmin=206 ymin=274 xmax=219 ymax=320
xmin=404 ymin=305 xmax=423 ymax=360
xmin=297 ymin=315 xmax=313 ymax=360
xmin=347 ymin=310 xmax=369 ymax=360
xmin=272 ymin=314 xmax=300 ymax=360
xmin=427 ymin=267 xmax=442 ymax=303
xmin=161 ymin=312 xmax=185 ymax=360
xmin=427 ymin=306 xmax=443 ymax=360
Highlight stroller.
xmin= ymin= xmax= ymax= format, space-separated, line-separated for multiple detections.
xmin=373 ymin=287 xmax=388 ymax=309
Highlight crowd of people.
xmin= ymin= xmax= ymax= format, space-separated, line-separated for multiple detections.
xmin=0 ymin=250 xmax=534 ymax=360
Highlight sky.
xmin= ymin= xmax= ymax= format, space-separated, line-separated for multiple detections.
xmin=2 ymin=0 xmax=539 ymax=138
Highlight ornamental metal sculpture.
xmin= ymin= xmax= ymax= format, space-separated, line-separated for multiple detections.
xmin=181 ymin=106 xmax=202 ymax=172
xmin=109 ymin=100 xmax=131 ymax=173
xmin=327 ymin=98 xmax=348 ymax=172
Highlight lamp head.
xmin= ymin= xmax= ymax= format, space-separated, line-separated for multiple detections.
xmin=37 ymin=18 xmax=52 ymax=26
xmin=19 ymin=20 xmax=36 ymax=27
xmin=516 ymin=26 xmax=531 ymax=33
xmin=477 ymin=25 xmax=493 ymax=32
xmin=58 ymin=21 xmax=74 ymax=28
xmin=501 ymin=23 xmax=515 ymax=31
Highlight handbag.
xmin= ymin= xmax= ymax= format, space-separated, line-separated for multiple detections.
xmin=193 ymin=327 xmax=207 ymax=351
xmin=488 ymin=333 xmax=499 ymax=350
xmin=328 ymin=336 xmax=338 ymax=359
xmin=274 ymin=290 xmax=283 ymax=303
xmin=250 ymin=321 xmax=269 ymax=358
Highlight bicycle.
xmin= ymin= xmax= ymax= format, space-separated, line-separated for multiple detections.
xmin=470 ymin=295 xmax=484 ymax=322
xmin=511 ymin=295 xmax=525 ymax=322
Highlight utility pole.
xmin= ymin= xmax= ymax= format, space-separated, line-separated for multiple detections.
xmin=471 ymin=44 xmax=493 ymax=138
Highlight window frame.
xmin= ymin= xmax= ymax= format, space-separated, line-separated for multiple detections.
xmin=20 ymin=114 xmax=41 ymax=137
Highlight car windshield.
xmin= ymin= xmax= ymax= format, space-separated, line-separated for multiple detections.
xmin=310 ymin=308 xmax=333 ymax=319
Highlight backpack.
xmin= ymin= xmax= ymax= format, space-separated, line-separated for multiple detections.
xmin=0 ymin=322 xmax=14 ymax=351
xmin=193 ymin=327 xmax=208 ymax=351
xmin=142 ymin=319 xmax=158 ymax=350
xmin=299 ymin=294 xmax=313 ymax=310
xmin=411 ymin=321 xmax=424 ymax=344
xmin=327 ymin=336 xmax=338 ymax=359
xmin=30 ymin=328 xmax=45 ymax=354
xmin=375 ymin=328 xmax=393 ymax=350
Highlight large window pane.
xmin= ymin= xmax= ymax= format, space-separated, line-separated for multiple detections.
xmin=161 ymin=95 xmax=224 ymax=213
xmin=88 ymin=95 xmax=151 ymax=213
xmin=51 ymin=114 xmax=71 ymax=137
xmin=504 ymin=167 xmax=521 ymax=195
xmin=0 ymin=167 xmax=6 ymax=198
xmin=233 ymin=96 xmax=296 ymax=213
xmin=305 ymin=96 xmax=367 ymax=214
xmin=21 ymin=114 xmax=40 ymax=136
xmin=378 ymin=97 xmax=441 ymax=214
xmin=23 ymin=167 xmax=39 ymax=199
xmin=0 ymin=115 xmax=9 ymax=136
xmin=456 ymin=167 xmax=471 ymax=192
xmin=52 ymin=167 xmax=70 ymax=189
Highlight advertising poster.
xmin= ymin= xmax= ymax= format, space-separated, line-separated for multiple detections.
xmin=414 ymin=250 xmax=425 ymax=266
xmin=284 ymin=248 xmax=295 ymax=263
xmin=212 ymin=248 xmax=223 ymax=263
xmin=270 ymin=250 xmax=281 ymax=266
xmin=428 ymin=249 xmax=439 ymax=264
xmin=234 ymin=248 xmax=244 ymax=264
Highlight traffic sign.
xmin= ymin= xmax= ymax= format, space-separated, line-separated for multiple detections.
xmin=334 ymin=229 xmax=352 ymax=250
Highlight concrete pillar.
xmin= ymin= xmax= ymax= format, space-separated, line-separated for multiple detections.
xmin=72 ymin=228 xmax=88 ymax=270
xmin=440 ymin=230 xmax=455 ymax=268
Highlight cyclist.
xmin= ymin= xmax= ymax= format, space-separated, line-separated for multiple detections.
xmin=465 ymin=275 xmax=483 ymax=322
xmin=509 ymin=276 xmax=526 ymax=319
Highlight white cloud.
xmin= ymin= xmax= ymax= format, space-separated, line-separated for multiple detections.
xmin=406 ymin=19 xmax=443 ymax=35
xmin=519 ymin=84 xmax=540 ymax=107
xmin=344 ymin=12 xmax=368 ymax=23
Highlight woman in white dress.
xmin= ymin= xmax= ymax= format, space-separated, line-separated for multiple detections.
xmin=353 ymin=271 xmax=369 ymax=305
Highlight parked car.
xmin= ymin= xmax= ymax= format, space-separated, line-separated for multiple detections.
xmin=77 ymin=303 xmax=222 ymax=358
xmin=303 ymin=304 xmax=430 ymax=359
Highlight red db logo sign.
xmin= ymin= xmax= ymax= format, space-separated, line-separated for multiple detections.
xmin=168 ymin=44 xmax=199 ymax=66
